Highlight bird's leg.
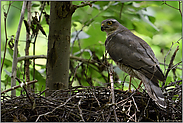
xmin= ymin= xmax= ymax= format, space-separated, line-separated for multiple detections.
xmin=137 ymin=81 xmax=143 ymax=90
xmin=128 ymin=76 xmax=132 ymax=92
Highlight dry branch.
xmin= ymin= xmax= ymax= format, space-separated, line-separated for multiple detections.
xmin=11 ymin=1 xmax=27 ymax=97
xmin=1 ymin=85 xmax=182 ymax=122
xmin=24 ymin=1 xmax=32 ymax=87
xmin=165 ymin=46 xmax=179 ymax=81
xmin=17 ymin=55 xmax=97 ymax=64
xmin=36 ymin=93 xmax=81 ymax=122
xmin=1 ymin=80 xmax=38 ymax=94
xmin=109 ymin=65 xmax=118 ymax=122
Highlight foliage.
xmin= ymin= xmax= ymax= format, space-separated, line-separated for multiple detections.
xmin=1 ymin=1 xmax=182 ymax=95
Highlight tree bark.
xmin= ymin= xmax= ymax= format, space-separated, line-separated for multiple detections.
xmin=46 ymin=2 xmax=73 ymax=96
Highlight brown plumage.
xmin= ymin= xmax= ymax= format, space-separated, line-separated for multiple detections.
xmin=101 ymin=18 xmax=166 ymax=108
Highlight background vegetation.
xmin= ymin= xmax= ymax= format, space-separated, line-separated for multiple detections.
xmin=1 ymin=1 xmax=182 ymax=96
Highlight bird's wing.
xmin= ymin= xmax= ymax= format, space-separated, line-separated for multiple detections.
xmin=105 ymin=30 xmax=164 ymax=82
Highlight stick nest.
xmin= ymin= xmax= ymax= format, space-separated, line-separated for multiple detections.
xmin=1 ymin=83 xmax=182 ymax=122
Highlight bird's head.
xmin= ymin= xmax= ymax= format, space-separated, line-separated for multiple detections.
xmin=101 ymin=19 xmax=120 ymax=35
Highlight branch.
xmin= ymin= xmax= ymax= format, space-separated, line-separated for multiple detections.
xmin=24 ymin=1 xmax=32 ymax=89
xmin=164 ymin=80 xmax=182 ymax=89
xmin=162 ymin=1 xmax=182 ymax=17
xmin=178 ymin=1 xmax=182 ymax=17
xmin=15 ymin=77 xmax=34 ymax=106
xmin=76 ymin=1 xmax=96 ymax=9
xmin=1 ymin=80 xmax=38 ymax=94
xmin=32 ymin=1 xmax=46 ymax=81
xmin=109 ymin=65 xmax=118 ymax=122
xmin=119 ymin=3 xmax=124 ymax=19
xmin=11 ymin=1 xmax=27 ymax=97
xmin=162 ymin=1 xmax=179 ymax=10
xmin=165 ymin=46 xmax=179 ymax=81
xmin=18 ymin=55 xmax=47 ymax=62
xmin=17 ymin=54 xmax=97 ymax=64
xmin=77 ymin=97 xmax=85 ymax=122
xmin=1 ymin=1 xmax=13 ymax=74
xmin=159 ymin=62 xmax=182 ymax=70
xmin=164 ymin=37 xmax=181 ymax=73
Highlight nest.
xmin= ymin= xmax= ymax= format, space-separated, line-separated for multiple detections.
xmin=1 ymin=82 xmax=182 ymax=122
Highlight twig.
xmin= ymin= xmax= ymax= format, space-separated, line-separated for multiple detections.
xmin=164 ymin=46 xmax=179 ymax=83
xmin=92 ymin=90 xmax=101 ymax=107
xmin=162 ymin=1 xmax=182 ymax=17
xmin=127 ymin=100 xmax=132 ymax=116
xmin=92 ymin=90 xmax=105 ymax=121
xmin=143 ymin=98 xmax=150 ymax=116
xmin=18 ymin=55 xmax=47 ymax=62
xmin=117 ymin=92 xmax=136 ymax=105
xmin=24 ymin=1 xmax=31 ymax=88
xmin=119 ymin=3 xmax=124 ymax=19
xmin=70 ymin=63 xmax=81 ymax=86
xmin=77 ymin=97 xmax=85 ymax=122
xmin=70 ymin=29 xmax=82 ymax=55
xmin=171 ymin=61 xmax=182 ymax=70
xmin=178 ymin=1 xmax=182 ymax=17
xmin=17 ymin=54 xmax=98 ymax=65
xmin=162 ymin=1 xmax=179 ymax=10
xmin=159 ymin=62 xmax=182 ymax=70
xmin=132 ymin=96 xmax=140 ymax=112
xmin=164 ymin=37 xmax=181 ymax=73
xmin=135 ymin=110 xmax=137 ymax=122
xmin=32 ymin=1 xmax=46 ymax=83
xmin=15 ymin=77 xmax=34 ymax=106
xmin=164 ymin=80 xmax=182 ymax=89
xmin=76 ymin=1 xmax=96 ymax=9
xmin=120 ymin=100 xmax=128 ymax=108
xmin=109 ymin=65 xmax=118 ymax=122
xmin=1 ymin=1 xmax=13 ymax=74
xmin=126 ymin=100 xmax=135 ymax=122
xmin=35 ymin=93 xmax=80 ymax=122
xmin=1 ymin=80 xmax=38 ymax=94
xmin=11 ymin=1 xmax=27 ymax=97
xmin=127 ymin=112 xmax=136 ymax=122
xmin=39 ymin=88 xmax=49 ymax=95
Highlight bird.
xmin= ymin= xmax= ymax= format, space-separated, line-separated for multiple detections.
xmin=101 ymin=18 xmax=166 ymax=108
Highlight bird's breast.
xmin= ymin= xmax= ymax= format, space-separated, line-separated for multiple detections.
xmin=115 ymin=62 xmax=141 ymax=80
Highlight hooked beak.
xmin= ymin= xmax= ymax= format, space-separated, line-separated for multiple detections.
xmin=101 ymin=23 xmax=106 ymax=31
xmin=101 ymin=26 xmax=105 ymax=31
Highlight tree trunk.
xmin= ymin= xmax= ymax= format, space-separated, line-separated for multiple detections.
xmin=46 ymin=2 xmax=73 ymax=96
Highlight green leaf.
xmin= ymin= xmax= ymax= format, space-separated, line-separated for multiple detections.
xmin=132 ymin=20 xmax=154 ymax=38
xmin=32 ymin=3 xmax=40 ymax=7
xmin=138 ymin=10 xmax=159 ymax=31
xmin=148 ymin=16 xmax=156 ymax=24
xmin=30 ymin=67 xmax=46 ymax=91
xmin=1 ymin=58 xmax=12 ymax=67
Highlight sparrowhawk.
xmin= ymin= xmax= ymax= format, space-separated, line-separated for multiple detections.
xmin=101 ymin=18 xmax=166 ymax=108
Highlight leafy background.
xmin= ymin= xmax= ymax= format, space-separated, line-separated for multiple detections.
xmin=1 ymin=1 xmax=182 ymax=95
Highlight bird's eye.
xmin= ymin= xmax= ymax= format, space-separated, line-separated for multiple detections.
xmin=107 ymin=21 xmax=112 ymax=25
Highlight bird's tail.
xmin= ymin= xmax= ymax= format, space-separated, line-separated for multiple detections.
xmin=142 ymin=76 xmax=166 ymax=109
